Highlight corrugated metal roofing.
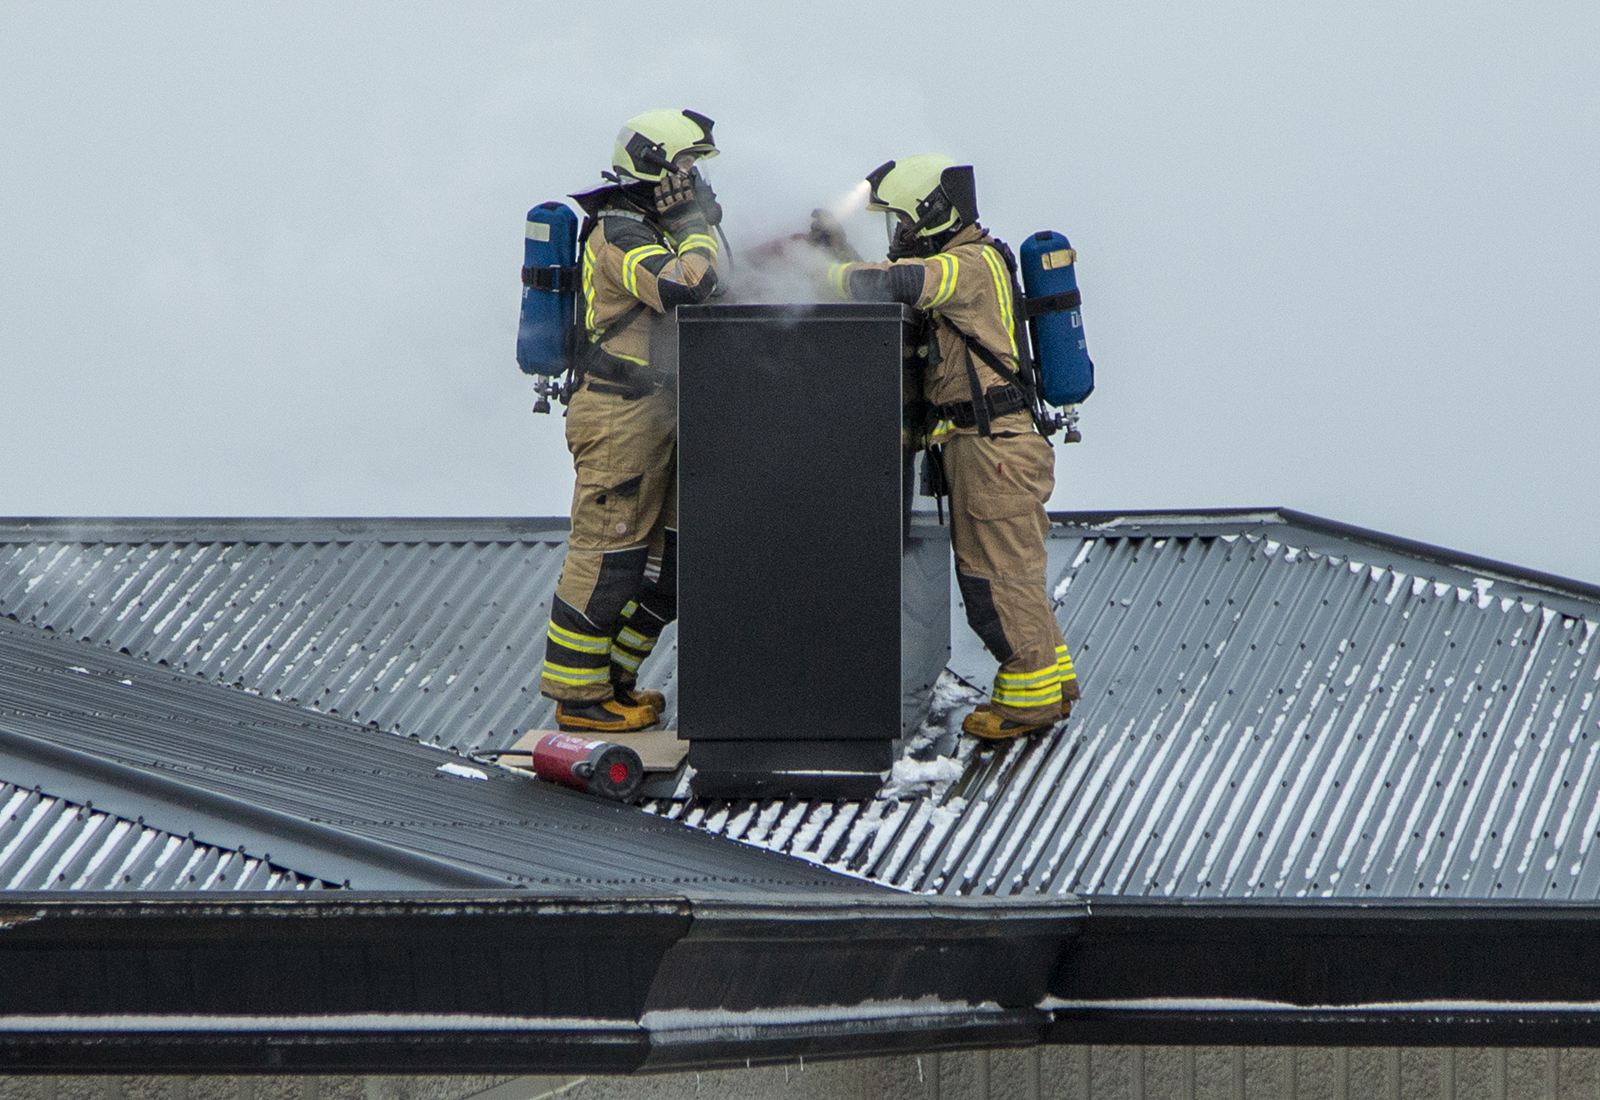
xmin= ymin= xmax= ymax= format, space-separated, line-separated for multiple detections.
xmin=6 ymin=511 xmax=1600 ymax=903
xmin=0 ymin=518 xmax=656 ymax=755
xmin=0 ymin=782 xmax=325 ymax=891
xmin=654 ymin=513 xmax=1600 ymax=901
xmin=0 ymin=613 xmax=881 ymax=896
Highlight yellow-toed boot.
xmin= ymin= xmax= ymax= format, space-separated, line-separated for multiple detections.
xmin=556 ymin=697 xmax=659 ymax=734
xmin=961 ymin=708 xmax=1056 ymax=741
xmin=614 ymin=685 xmax=665 ymax=717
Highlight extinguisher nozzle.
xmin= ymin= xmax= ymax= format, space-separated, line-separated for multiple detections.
xmin=589 ymin=745 xmax=645 ymax=802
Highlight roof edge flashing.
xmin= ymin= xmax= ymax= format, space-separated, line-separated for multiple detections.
xmin=1048 ymin=505 xmax=1600 ymax=610
xmin=0 ymin=516 xmax=572 ymax=545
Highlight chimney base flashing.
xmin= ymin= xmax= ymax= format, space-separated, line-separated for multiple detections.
xmin=688 ymin=739 xmax=896 ymax=801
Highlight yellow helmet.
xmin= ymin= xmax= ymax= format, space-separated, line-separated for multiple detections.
xmin=865 ymin=155 xmax=978 ymax=240
xmin=612 ymin=109 xmax=718 ymax=182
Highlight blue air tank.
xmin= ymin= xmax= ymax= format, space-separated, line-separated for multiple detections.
xmin=1018 ymin=230 xmax=1095 ymax=406
xmin=516 ymin=202 xmax=579 ymax=376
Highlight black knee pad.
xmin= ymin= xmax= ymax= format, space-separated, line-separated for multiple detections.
xmin=957 ymin=571 xmax=1013 ymax=663
xmin=636 ymin=528 xmax=678 ymax=628
xmin=581 ymin=546 xmax=649 ymax=634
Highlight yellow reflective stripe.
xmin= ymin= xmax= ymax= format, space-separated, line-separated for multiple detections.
xmin=994 ymin=661 xmax=1064 ymax=706
xmin=675 ymin=233 xmax=717 ymax=255
xmin=541 ymin=661 xmax=612 ymax=685
xmin=609 ymin=647 xmax=644 ymax=673
xmin=993 ymin=682 xmax=1064 ymax=705
xmin=582 ymin=236 xmax=600 ymax=334
xmin=1056 ymin=644 xmax=1077 ymax=677
xmin=997 ymin=665 xmax=1061 ymax=686
xmin=994 ymin=677 xmax=1063 ymax=696
xmin=827 ymin=263 xmax=852 ymax=298
xmin=926 ymin=254 xmax=958 ymax=308
xmin=980 ymin=246 xmax=1019 ymax=358
xmin=997 ymin=675 xmax=1060 ymax=693
xmin=547 ymin=622 xmax=610 ymax=655
xmin=616 ymin=626 xmax=655 ymax=651
xmin=994 ymin=688 xmax=1063 ymax=705
xmin=621 ymin=244 xmax=672 ymax=297
xmin=621 ymin=600 xmax=639 ymax=618
xmin=607 ymin=350 xmax=649 ymax=366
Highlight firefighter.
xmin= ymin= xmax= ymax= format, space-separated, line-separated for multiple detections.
xmin=815 ymin=156 xmax=1080 ymax=740
xmin=540 ymin=109 xmax=722 ymax=733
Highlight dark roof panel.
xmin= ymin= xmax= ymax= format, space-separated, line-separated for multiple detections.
xmin=0 ymin=615 xmax=881 ymax=897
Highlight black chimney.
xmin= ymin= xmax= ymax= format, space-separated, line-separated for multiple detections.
xmin=677 ymin=303 xmax=950 ymax=800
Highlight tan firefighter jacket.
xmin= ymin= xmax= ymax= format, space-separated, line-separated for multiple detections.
xmin=827 ymin=224 xmax=1031 ymax=438
xmin=581 ymin=207 xmax=720 ymax=371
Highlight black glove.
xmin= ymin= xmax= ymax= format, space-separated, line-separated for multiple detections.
xmin=809 ymin=209 xmax=859 ymax=262
xmin=653 ymin=169 xmax=708 ymax=236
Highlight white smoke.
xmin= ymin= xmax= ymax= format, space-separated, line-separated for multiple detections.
xmin=827 ymin=179 xmax=872 ymax=222
xmin=721 ymin=178 xmax=885 ymax=305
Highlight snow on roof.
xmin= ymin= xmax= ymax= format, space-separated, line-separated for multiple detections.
xmin=0 ymin=781 xmax=326 ymax=891
xmin=4 ymin=511 xmax=1599 ymax=902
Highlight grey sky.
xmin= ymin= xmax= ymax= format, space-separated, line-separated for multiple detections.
xmin=3 ymin=2 xmax=1597 ymax=583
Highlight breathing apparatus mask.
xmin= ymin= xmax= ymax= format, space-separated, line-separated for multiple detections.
xmin=887 ymin=212 xmax=953 ymax=259
xmin=683 ymin=160 xmax=721 ymax=226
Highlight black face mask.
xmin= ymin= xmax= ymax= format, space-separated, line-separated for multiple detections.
xmin=887 ymin=185 xmax=963 ymax=259
xmin=889 ymin=221 xmax=963 ymax=260
xmin=888 ymin=221 xmax=931 ymax=260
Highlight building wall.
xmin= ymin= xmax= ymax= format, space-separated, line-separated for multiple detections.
xmin=4 ymin=1049 xmax=1599 ymax=1100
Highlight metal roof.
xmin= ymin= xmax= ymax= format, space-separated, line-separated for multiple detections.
xmin=0 ymin=782 xmax=325 ymax=891
xmin=5 ymin=511 xmax=1600 ymax=903
xmin=658 ymin=510 xmax=1600 ymax=901
xmin=15 ymin=513 xmax=1600 ymax=1062
xmin=0 ymin=518 xmax=643 ymax=755
xmin=0 ymin=613 xmax=880 ymax=897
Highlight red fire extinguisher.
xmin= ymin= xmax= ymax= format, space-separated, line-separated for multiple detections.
xmin=531 ymin=733 xmax=644 ymax=802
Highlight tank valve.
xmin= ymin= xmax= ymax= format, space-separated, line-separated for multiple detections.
xmin=532 ymin=377 xmax=561 ymax=415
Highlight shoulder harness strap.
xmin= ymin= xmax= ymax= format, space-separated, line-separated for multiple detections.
xmin=936 ymin=238 xmax=1053 ymax=438
xmin=945 ymin=236 xmax=1058 ymax=438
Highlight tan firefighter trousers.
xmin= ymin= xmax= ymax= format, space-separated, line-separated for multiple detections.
xmin=540 ymin=382 xmax=678 ymax=703
xmin=944 ymin=429 xmax=1076 ymax=723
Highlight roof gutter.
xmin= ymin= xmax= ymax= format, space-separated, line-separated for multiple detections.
xmin=13 ymin=892 xmax=1600 ymax=1066
xmin=0 ymin=892 xmax=1084 ymax=1074
xmin=1047 ymin=898 xmax=1600 ymax=1047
